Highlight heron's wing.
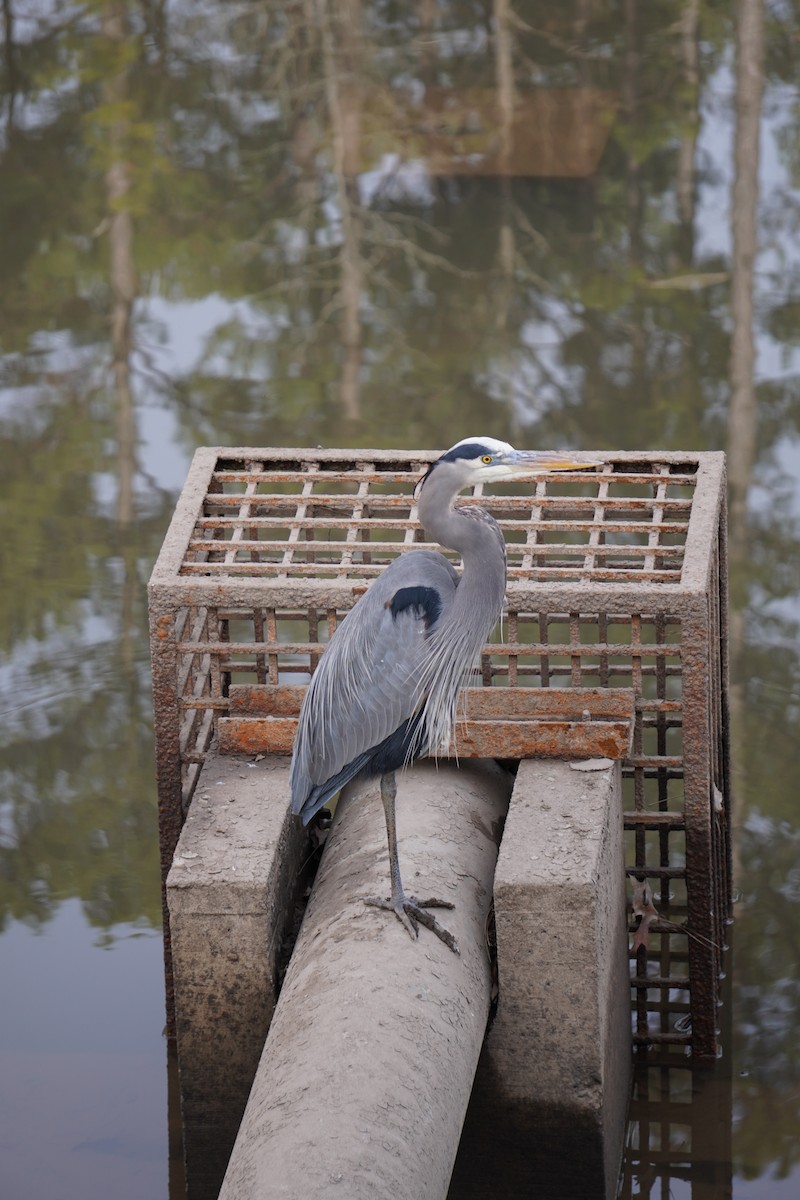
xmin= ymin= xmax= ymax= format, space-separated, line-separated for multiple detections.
xmin=289 ymin=552 xmax=457 ymax=817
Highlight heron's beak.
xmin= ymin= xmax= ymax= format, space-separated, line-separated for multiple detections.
xmin=505 ymin=450 xmax=601 ymax=473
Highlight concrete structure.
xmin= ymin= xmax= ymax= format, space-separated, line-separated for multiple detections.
xmin=152 ymin=444 xmax=730 ymax=1194
xmin=450 ymin=759 xmax=630 ymax=1200
xmin=169 ymin=753 xmax=630 ymax=1199
xmin=167 ymin=753 xmax=305 ymax=1197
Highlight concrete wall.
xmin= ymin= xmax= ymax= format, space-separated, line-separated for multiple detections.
xmin=449 ymin=759 xmax=631 ymax=1200
xmin=167 ymin=752 xmax=306 ymax=1197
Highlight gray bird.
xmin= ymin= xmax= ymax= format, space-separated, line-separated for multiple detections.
xmin=289 ymin=436 xmax=597 ymax=950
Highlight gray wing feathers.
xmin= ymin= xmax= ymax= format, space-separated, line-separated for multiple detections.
xmin=289 ymin=551 xmax=458 ymax=813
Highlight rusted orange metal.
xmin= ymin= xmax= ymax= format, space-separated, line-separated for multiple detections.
xmin=218 ymin=685 xmax=635 ymax=760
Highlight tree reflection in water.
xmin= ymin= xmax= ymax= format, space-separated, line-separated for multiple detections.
xmin=1 ymin=1 xmax=799 ymax=1196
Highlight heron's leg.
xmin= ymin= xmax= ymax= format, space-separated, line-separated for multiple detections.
xmin=364 ymin=771 xmax=459 ymax=954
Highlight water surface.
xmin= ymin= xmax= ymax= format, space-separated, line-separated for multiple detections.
xmin=1 ymin=2 xmax=799 ymax=1196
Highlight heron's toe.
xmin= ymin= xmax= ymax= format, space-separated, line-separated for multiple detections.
xmin=363 ymin=894 xmax=459 ymax=953
xmin=364 ymin=894 xmax=419 ymax=939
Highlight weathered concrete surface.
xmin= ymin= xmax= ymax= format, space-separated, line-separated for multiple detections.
xmin=449 ymin=758 xmax=631 ymax=1200
xmin=218 ymin=759 xmax=513 ymax=1200
xmin=167 ymin=750 xmax=306 ymax=1199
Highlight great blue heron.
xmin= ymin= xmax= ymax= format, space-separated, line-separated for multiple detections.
xmin=289 ymin=436 xmax=597 ymax=951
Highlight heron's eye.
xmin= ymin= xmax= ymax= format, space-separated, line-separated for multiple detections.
xmin=481 ymin=455 xmax=492 ymax=464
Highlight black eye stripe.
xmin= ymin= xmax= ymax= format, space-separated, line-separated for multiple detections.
xmin=440 ymin=441 xmax=496 ymax=463
xmin=417 ymin=441 xmax=505 ymax=492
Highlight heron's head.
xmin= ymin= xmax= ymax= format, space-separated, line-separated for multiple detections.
xmin=417 ymin=436 xmax=599 ymax=495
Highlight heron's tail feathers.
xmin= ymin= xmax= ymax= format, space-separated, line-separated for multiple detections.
xmin=290 ymin=748 xmax=374 ymax=825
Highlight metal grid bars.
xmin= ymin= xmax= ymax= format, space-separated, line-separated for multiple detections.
xmin=149 ymin=446 xmax=730 ymax=1060
xmin=178 ymin=453 xmax=695 ymax=585
xmin=619 ymin=1050 xmax=732 ymax=1198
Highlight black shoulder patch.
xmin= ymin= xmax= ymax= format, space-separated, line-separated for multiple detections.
xmin=388 ymin=585 xmax=442 ymax=629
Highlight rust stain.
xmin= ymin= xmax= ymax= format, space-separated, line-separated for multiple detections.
xmin=221 ymin=685 xmax=636 ymax=759
xmin=217 ymin=714 xmax=632 ymax=761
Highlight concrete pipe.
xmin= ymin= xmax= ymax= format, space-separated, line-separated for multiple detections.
xmin=218 ymin=758 xmax=512 ymax=1200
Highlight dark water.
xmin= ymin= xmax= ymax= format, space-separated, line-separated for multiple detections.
xmin=1 ymin=2 xmax=799 ymax=1197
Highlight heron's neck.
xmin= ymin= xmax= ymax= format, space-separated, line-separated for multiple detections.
xmin=413 ymin=472 xmax=508 ymax=750
xmin=417 ymin=475 xmax=507 ymax=599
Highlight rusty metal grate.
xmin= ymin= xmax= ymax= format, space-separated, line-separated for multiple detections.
xmin=149 ymin=446 xmax=731 ymax=1060
xmin=619 ymin=1048 xmax=732 ymax=1196
xmin=178 ymin=454 xmax=694 ymax=583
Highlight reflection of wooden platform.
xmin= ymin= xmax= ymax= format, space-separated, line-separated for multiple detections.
xmin=218 ymin=684 xmax=635 ymax=760
xmin=363 ymin=87 xmax=618 ymax=178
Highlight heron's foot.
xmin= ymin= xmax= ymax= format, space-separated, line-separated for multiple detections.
xmin=364 ymin=893 xmax=459 ymax=954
